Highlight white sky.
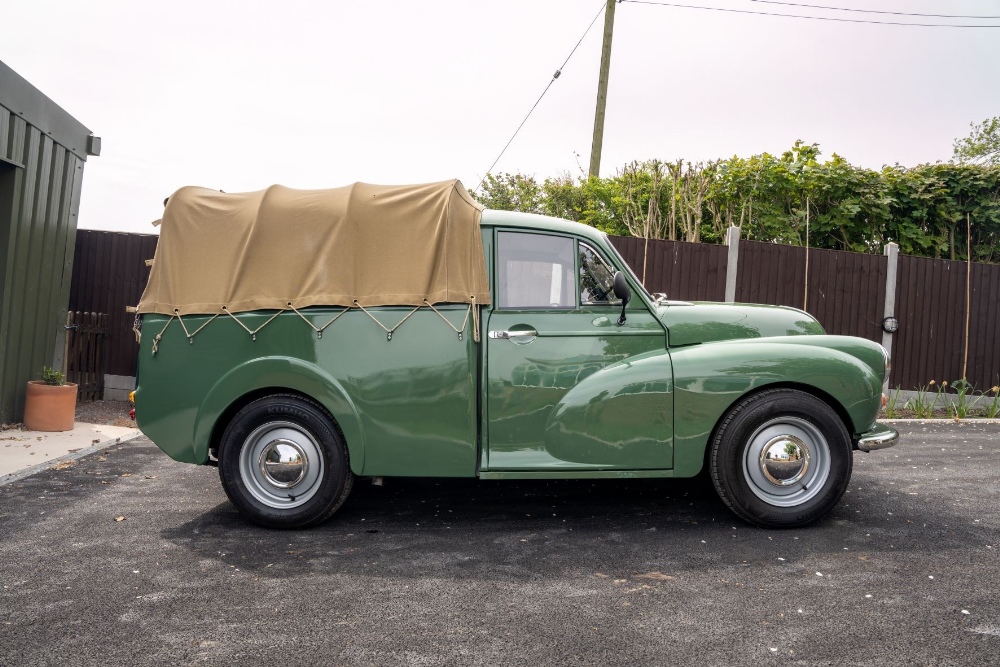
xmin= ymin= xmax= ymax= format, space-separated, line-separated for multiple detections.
xmin=3 ymin=0 xmax=998 ymax=233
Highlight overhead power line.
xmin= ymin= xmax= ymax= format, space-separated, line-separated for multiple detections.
xmin=621 ymin=0 xmax=1000 ymax=27
xmin=477 ymin=2 xmax=607 ymax=192
xmin=750 ymin=0 xmax=1000 ymax=20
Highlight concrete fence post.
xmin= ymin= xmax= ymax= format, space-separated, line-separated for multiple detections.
xmin=724 ymin=225 xmax=740 ymax=303
xmin=882 ymin=242 xmax=899 ymax=389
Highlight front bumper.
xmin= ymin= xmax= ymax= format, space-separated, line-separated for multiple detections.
xmin=855 ymin=422 xmax=899 ymax=452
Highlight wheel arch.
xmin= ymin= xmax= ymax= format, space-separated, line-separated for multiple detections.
xmin=209 ymin=387 xmax=350 ymax=462
xmin=700 ymin=381 xmax=855 ymax=477
xmin=193 ymin=357 xmax=366 ymax=475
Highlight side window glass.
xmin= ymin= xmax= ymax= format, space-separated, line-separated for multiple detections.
xmin=579 ymin=243 xmax=620 ymax=306
xmin=497 ymin=232 xmax=575 ymax=309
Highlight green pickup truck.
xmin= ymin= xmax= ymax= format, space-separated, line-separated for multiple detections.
xmin=134 ymin=179 xmax=896 ymax=530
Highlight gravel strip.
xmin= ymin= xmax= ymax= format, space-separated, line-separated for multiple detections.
xmin=75 ymin=400 xmax=133 ymax=427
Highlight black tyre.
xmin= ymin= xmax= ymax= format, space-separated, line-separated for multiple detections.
xmin=218 ymin=394 xmax=353 ymax=529
xmin=709 ymin=389 xmax=852 ymax=528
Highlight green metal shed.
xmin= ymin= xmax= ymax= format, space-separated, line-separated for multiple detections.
xmin=0 ymin=59 xmax=100 ymax=423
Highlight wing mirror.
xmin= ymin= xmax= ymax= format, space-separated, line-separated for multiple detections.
xmin=613 ymin=271 xmax=631 ymax=326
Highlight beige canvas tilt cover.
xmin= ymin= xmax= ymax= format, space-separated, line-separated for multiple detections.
xmin=137 ymin=180 xmax=491 ymax=315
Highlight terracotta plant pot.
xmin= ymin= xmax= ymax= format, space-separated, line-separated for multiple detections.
xmin=23 ymin=381 xmax=78 ymax=432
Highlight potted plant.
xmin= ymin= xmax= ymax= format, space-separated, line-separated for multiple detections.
xmin=23 ymin=366 xmax=77 ymax=432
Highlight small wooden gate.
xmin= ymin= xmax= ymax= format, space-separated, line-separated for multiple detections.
xmin=65 ymin=311 xmax=108 ymax=402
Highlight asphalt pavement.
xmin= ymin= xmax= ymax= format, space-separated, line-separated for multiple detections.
xmin=1 ymin=421 xmax=998 ymax=666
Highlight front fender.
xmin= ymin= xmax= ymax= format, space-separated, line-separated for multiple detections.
xmin=670 ymin=335 xmax=883 ymax=477
xmin=545 ymin=350 xmax=673 ymax=469
xmin=195 ymin=356 xmax=366 ymax=474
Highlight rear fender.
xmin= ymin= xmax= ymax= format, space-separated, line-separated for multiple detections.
xmin=195 ymin=356 xmax=365 ymax=474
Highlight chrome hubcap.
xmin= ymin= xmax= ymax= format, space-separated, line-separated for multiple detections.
xmin=259 ymin=439 xmax=308 ymax=488
xmin=759 ymin=435 xmax=810 ymax=486
xmin=239 ymin=421 xmax=324 ymax=509
xmin=743 ymin=417 xmax=830 ymax=507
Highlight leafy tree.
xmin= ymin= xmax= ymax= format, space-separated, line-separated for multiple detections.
xmin=953 ymin=117 xmax=1000 ymax=167
xmin=472 ymin=142 xmax=1000 ymax=264
xmin=474 ymin=173 xmax=543 ymax=214
xmin=542 ymin=173 xmax=624 ymax=233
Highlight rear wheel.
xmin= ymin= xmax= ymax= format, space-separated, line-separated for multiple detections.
xmin=218 ymin=394 xmax=352 ymax=528
xmin=710 ymin=389 xmax=852 ymax=528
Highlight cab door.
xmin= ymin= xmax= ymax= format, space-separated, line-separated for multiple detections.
xmin=484 ymin=230 xmax=672 ymax=471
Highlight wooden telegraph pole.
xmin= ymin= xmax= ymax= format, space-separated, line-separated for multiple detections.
xmin=589 ymin=0 xmax=617 ymax=179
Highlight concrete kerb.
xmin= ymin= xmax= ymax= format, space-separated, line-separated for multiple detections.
xmin=0 ymin=426 xmax=144 ymax=488
xmin=880 ymin=418 xmax=1000 ymax=424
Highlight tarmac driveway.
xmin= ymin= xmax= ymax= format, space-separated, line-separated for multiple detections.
xmin=1 ymin=422 xmax=998 ymax=666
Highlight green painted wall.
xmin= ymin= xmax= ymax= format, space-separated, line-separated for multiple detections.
xmin=0 ymin=59 xmax=98 ymax=423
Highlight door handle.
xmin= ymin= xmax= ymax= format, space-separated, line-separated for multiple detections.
xmin=488 ymin=329 xmax=538 ymax=339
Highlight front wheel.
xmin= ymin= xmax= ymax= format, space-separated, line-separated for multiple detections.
xmin=218 ymin=394 xmax=353 ymax=528
xmin=710 ymin=389 xmax=852 ymax=528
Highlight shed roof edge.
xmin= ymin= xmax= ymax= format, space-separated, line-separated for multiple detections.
xmin=0 ymin=59 xmax=96 ymax=162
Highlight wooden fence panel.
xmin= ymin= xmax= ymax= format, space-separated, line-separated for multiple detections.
xmin=969 ymin=262 xmax=1000 ymax=391
xmin=892 ymin=255 xmax=1000 ymax=391
xmin=735 ymin=241 xmax=887 ymax=342
xmin=610 ymin=235 xmax=728 ymax=301
xmin=69 ymin=230 xmax=158 ymax=378
xmin=737 ymin=241 xmax=806 ymax=309
xmin=806 ymin=247 xmax=887 ymax=342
